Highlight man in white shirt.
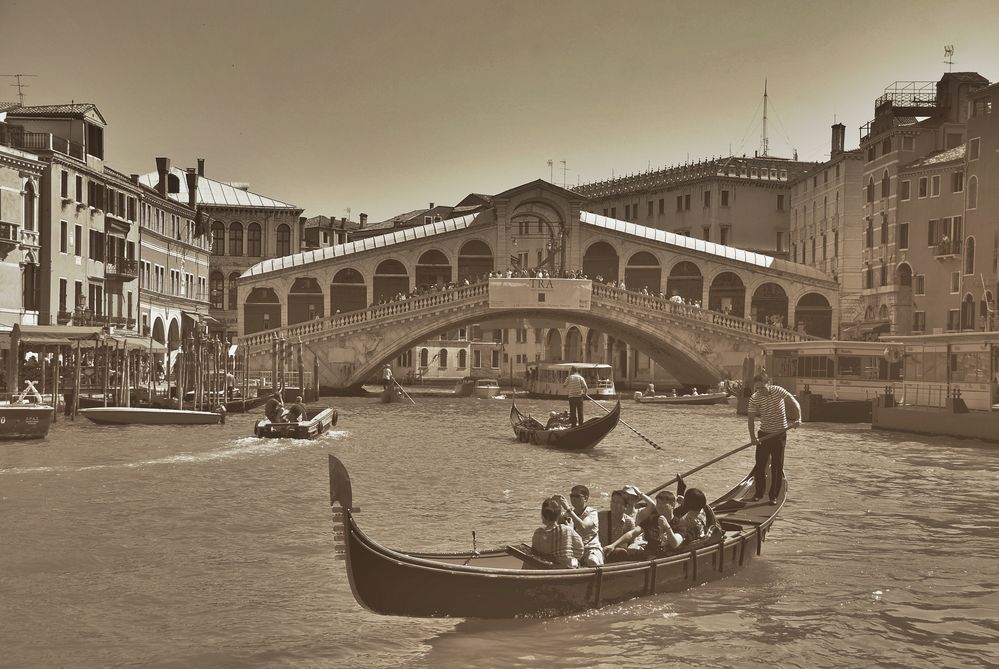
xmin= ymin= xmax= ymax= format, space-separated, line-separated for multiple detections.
xmin=562 ymin=366 xmax=588 ymax=427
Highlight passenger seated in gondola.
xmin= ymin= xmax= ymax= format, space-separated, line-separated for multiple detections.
xmin=264 ymin=392 xmax=288 ymax=423
xmin=669 ymin=388 xmax=678 ymax=397
xmin=603 ymin=489 xmax=684 ymax=560
xmin=286 ymin=396 xmax=308 ymax=422
xmin=531 ymin=497 xmax=583 ymax=568
xmin=644 ymin=382 xmax=655 ymax=397
xmin=671 ymin=487 xmax=722 ymax=543
xmin=600 ymin=490 xmax=637 ymax=563
xmin=553 ymin=486 xmax=603 ymax=567
xmin=544 ymin=410 xmax=571 ymax=429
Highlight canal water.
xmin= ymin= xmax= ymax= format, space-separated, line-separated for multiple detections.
xmin=1 ymin=396 xmax=997 ymax=668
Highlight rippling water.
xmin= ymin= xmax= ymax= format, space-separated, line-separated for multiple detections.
xmin=1 ymin=396 xmax=998 ymax=668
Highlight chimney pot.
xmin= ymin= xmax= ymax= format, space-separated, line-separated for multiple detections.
xmin=130 ymin=174 xmax=139 ymax=185
xmin=184 ymin=170 xmax=198 ymax=210
xmin=359 ymin=213 xmax=367 ymax=228
xmin=429 ymin=202 xmax=435 ymax=209
xmin=197 ymin=158 xmax=205 ymax=177
xmin=155 ymin=157 xmax=171 ymax=196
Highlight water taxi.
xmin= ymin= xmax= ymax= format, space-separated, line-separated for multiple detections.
xmin=873 ymin=332 xmax=999 ymax=444
xmin=471 ymin=378 xmax=501 ymax=399
xmin=763 ymin=340 xmax=903 ymax=422
xmin=523 ymin=362 xmax=616 ymax=399
xmin=0 ymin=402 xmax=55 ymax=440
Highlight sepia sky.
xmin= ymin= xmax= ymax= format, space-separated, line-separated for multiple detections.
xmin=2 ymin=0 xmax=998 ymax=222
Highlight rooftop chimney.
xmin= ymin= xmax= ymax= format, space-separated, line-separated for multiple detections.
xmin=429 ymin=202 xmax=435 ymax=209
xmin=155 ymin=157 xmax=171 ymax=196
xmin=197 ymin=158 xmax=205 ymax=177
xmin=184 ymin=169 xmax=198 ymax=210
xmin=359 ymin=213 xmax=367 ymax=228
xmin=831 ymin=123 xmax=846 ymax=156
xmin=130 ymin=174 xmax=140 ymax=185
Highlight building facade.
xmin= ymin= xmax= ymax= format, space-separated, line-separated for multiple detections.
xmin=0 ymin=142 xmax=44 ymax=333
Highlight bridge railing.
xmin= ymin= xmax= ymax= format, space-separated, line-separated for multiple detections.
xmin=241 ymin=282 xmax=490 ymax=352
xmin=592 ymin=283 xmax=818 ymax=342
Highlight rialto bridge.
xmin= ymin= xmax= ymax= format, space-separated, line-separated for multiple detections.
xmin=236 ymin=180 xmax=839 ymax=391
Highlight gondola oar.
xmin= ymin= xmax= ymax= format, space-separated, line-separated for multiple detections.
xmin=392 ymin=377 xmax=417 ymax=405
xmin=585 ymin=394 xmax=663 ymax=450
xmin=645 ymin=424 xmax=799 ymax=496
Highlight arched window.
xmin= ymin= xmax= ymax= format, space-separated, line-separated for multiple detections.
xmin=247 ymin=223 xmax=262 ymax=256
xmin=881 ymin=170 xmax=890 ymax=198
xmin=968 ymin=176 xmax=978 ymax=210
xmin=228 ymin=222 xmax=243 ymax=256
xmin=964 ymin=237 xmax=975 ymax=275
xmin=438 ymin=349 xmax=448 ymax=369
xmin=420 ymin=349 xmax=429 ymax=367
xmin=866 ymin=177 xmax=875 ymax=203
xmin=210 ymin=271 xmax=224 ymax=309
xmin=23 ymin=180 xmax=35 ymax=232
xmin=457 ymin=350 xmax=467 ymax=369
xmin=276 ymin=224 xmax=291 ymax=256
xmin=228 ymin=272 xmax=240 ymax=311
xmin=211 ymin=222 xmax=225 ymax=256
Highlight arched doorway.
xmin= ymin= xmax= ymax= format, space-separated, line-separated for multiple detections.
xmin=795 ymin=293 xmax=832 ymax=338
xmin=545 ymin=329 xmax=563 ymax=361
xmin=585 ymin=329 xmax=604 ymax=364
xmin=167 ymin=318 xmax=181 ymax=350
xmin=961 ymin=293 xmax=976 ymax=331
xmin=582 ymin=242 xmax=618 ymax=283
xmin=666 ymin=262 xmax=703 ymax=303
xmin=895 ymin=263 xmax=913 ymax=335
xmin=709 ymin=272 xmax=745 ymax=317
xmin=288 ymin=277 xmax=324 ymax=324
xmin=457 ymin=240 xmax=493 ymax=282
xmin=415 ymin=249 xmax=452 ymax=288
xmin=330 ymin=268 xmax=367 ymax=314
xmin=152 ymin=317 xmax=166 ymax=345
xmin=625 ymin=252 xmax=661 ymax=294
xmin=243 ymin=287 xmax=281 ymax=334
xmin=751 ymin=282 xmax=788 ymax=327
xmin=565 ymin=327 xmax=583 ymax=361
xmin=373 ymin=259 xmax=409 ymax=303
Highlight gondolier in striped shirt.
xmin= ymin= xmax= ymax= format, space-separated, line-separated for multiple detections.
xmin=747 ymin=372 xmax=801 ymax=504
xmin=562 ymin=366 xmax=588 ymax=427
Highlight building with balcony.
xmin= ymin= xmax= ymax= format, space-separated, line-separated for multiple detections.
xmin=139 ymin=159 xmax=303 ymax=341
xmin=136 ymin=158 xmax=211 ymax=349
xmin=0 ymin=142 xmax=44 ymax=336
xmin=789 ymin=124 xmax=865 ymax=337
xmin=856 ymin=72 xmax=992 ymax=337
xmin=574 ymin=155 xmax=822 ymax=258
xmin=0 ymin=103 xmax=141 ymax=332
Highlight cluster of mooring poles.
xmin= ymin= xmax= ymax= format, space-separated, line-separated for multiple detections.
xmin=267 ymin=335 xmax=320 ymax=401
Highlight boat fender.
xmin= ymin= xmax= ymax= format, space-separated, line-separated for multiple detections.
xmin=633 ymin=391 xmax=643 ymax=400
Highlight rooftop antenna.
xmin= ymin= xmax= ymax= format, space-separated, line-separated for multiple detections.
xmin=344 ymin=207 xmax=351 ymax=221
xmin=560 ymin=160 xmax=567 ymax=188
xmin=547 ymin=159 xmax=553 ymax=182
xmin=760 ymin=79 xmax=769 ymax=158
xmin=2 ymin=73 xmax=37 ymax=106
xmin=943 ymin=45 xmax=955 ymax=72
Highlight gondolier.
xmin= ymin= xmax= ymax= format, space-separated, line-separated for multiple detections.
xmin=380 ymin=364 xmax=394 ymax=391
xmin=562 ymin=366 xmax=587 ymax=427
xmin=747 ymin=372 xmax=801 ymax=504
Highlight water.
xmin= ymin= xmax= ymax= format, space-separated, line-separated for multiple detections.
xmin=2 ymin=397 xmax=998 ymax=668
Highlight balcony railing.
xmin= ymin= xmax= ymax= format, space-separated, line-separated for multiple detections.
xmin=0 ymin=127 xmax=85 ymax=160
xmin=934 ymin=239 xmax=962 ymax=258
xmin=105 ymin=257 xmax=139 ymax=281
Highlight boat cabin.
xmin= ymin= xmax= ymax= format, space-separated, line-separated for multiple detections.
xmin=524 ymin=362 xmax=616 ymax=398
xmin=764 ymin=340 xmax=903 ymax=402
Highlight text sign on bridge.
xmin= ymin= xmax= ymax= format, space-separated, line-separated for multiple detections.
xmin=488 ymin=278 xmax=592 ymax=310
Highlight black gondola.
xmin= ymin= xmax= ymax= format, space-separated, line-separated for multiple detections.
xmin=510 ymin=399 xmax=620 ymax=450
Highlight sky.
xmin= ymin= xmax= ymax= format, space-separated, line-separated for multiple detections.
xmin=3 ymin=0 xmax=999 ymax=223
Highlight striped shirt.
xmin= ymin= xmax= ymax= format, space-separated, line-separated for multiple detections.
xmin=532 ymin=523 xmax=583 ymax=568
xmin=748 ymin=384 xmax=799 ymax=432
xmin=563 ymin=373 xmax=588 ymax=397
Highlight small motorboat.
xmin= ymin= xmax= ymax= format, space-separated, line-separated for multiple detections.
xmin=79 ymin=407 xmax=225 ymax=425
xmin=254 ymin=406 xmax=338 ymax=439
xmin=0 ymin=403 xmax=55 ymax=440
xmin=634 ymin=391 xmax=731 ymax=405
xmin=471 ymin=379 xmax=501 ymax=399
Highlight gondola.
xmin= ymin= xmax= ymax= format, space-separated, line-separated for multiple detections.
xmin=510 ymin=399 xmax=620 ymax=450
xmin=634 ymin=391 xmax=731 ymax=406
xmin=379 ymin=386 xmax=403 ymax=403
xmin=254 ymin=406 xmax=338 ymax=439
xmin=327 ymin=454 xmax=786 ymax=618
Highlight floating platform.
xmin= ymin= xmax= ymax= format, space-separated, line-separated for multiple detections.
xmin=872 ymin=395 xmax=999 ymax=445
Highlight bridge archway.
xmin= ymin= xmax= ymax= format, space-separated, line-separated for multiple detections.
xmin=373 ymin=259 xmax=409 ymax=304
xmin=244 ymin=287 xmax=281 ymax=334
xmin=330 ymin=268 xmax=366 ymax=315
xmin=545 ymin=329 xmax=563 ymax=361
xmin=457 ymin=240 xmax=493 ymax=282
xmin=667 ymin=261 xmax=703 ymax=303
xmin=751 ymin=282 xmax=788 ymax=326
xmin=796 ymin=293 xmax=832 ymax=338
xmin=152 ymin=317 xmax=165 ymax=345
xmin=583 ymin=242 xmax=618 ymax=282
xmin=288 ymin=277 xmax=324 ymax=324
xmin=565 ymin=326 xmax=584 ymax=361
xmin=586 ymin=329 xmax=604 ymax=363
xmin=625 ymin=252 xmax=661 ymax=294
xmin=415 ymin=249 xmax=452 ymax=288
xmin=709 ymin=272 xmax=745 ymax=317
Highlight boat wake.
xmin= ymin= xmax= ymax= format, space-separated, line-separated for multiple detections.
xmin=1 ymin=429 xmax=351 ymax=474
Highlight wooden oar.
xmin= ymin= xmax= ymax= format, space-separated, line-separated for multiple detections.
xmin=645 ymin=424 xmax=798 ymax=496
xmin=392 ymin=377 xmax=417 ymax=405
xmin=585 ymin=394 xmax=663 ymax=450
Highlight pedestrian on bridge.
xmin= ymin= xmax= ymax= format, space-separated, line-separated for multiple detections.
xmin=562 ymin=366 xmax=588 ymax=427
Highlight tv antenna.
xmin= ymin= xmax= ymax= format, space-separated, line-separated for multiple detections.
xmin=1 ymin=73 xmax=37 ymax=106
xmin=760 ymin=79 xmax=769 ymax=158
xmin=560 ymin=159 xmax=567 ymax=188
xmin=943 ymin=45 xmax=955 ymax=72
xmin=344 ymin=207 xmax=351 ymax=221
xmin=547 ymin=159 xmax=553 ymax=182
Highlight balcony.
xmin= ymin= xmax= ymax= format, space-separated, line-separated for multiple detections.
xmin=934 ymin=239 xmax=962 ymax=259
xmin=56 ymin=310 xmax=73 ymax=325
xmin=105 ymin=257 xmax=139 ymax=281
xmin=0 ymin=126 xmax=85 ymax=160
xmin=0 ymin=221 xmax=18 ymax=254
xmin=74 ymin=310 xmax=108 ymax=327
